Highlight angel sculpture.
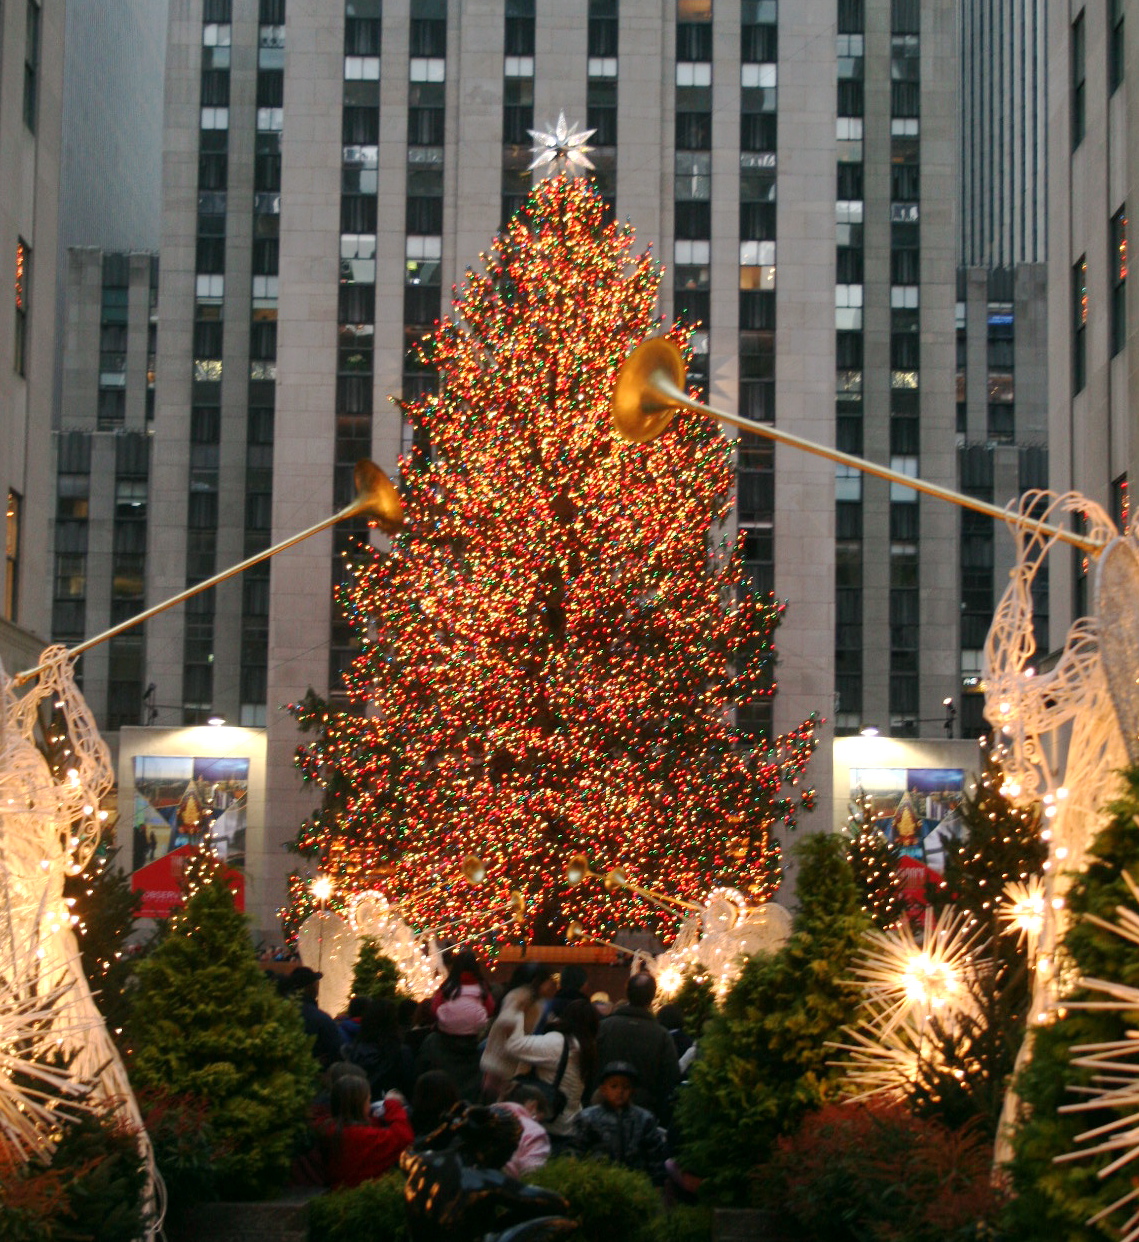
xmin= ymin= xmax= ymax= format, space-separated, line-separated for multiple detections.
xmin=983 ymin=490 xmax=1131 ymax=1156
xmin=0 ymin=647 xmax=158 ymax=1224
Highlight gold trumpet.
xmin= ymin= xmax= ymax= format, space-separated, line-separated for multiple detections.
xmin=15 ymin=459 xmax=405 ymax=685
xmin=422 ymin=889 xmax=525 ymax=938
xmin=565 ymin=919 xmax=635 ymax=958
xmin=564 ymin=853 xmax=701 ymax=912
xmin=612 ymin=337 xmax=1101 ymax=554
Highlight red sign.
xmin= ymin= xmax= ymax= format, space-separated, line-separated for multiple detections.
xmin=131 ymin=845 xmax=245 ymax=919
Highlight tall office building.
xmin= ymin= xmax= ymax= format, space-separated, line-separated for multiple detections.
xmin=958 ymin=0 xmax=1049 ymax=269
xmin=139 ymin=0 xmax=960 ymax=933
xmin=1047 ymin=0 xmax=1135 ymax=629
xmin=0 ymin=0 xmax=67 ymax=673
xmin=954 ymin=2 xmax=1050 ymax=725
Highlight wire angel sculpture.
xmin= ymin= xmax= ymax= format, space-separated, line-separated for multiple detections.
xmin=983 ymin=490 xmax=1133 ymax=1159
xmin=0 ymin=647 xmax=158 ymax=1225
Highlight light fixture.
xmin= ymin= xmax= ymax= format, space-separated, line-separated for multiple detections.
xmin=860 ymin=725 xmax=880 ymax=738
xmin=207 ymin=715 xmax=226 ymax=727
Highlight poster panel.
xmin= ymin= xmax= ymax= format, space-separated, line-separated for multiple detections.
xmin=849 ymin=766 xmax=966 ymax=911
xmin=130 ymin=754 xmax=249 ymax=915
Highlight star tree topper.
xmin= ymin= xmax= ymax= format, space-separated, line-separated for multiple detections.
xmin=528 ymin=111 xmax=596 ymax=172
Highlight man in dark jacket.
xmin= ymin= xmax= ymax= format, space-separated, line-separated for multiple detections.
xmin=288 ymin=965 xmax=344 ymax=1069
xmin=571 ymin=1061 xmax=667 ymax=1183
xmin=596 ymin=973 xmax=680 ymax=1123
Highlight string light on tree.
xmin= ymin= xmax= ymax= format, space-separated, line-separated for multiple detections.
xmin=287 ymin=174 xmax=818 ymax=943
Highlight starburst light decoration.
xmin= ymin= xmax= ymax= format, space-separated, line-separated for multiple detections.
xmin=830 ymin=907 xmax=986 ymax=1101
xmin=528 ymin=111 xmax=596 ymax=172
xmin=848 ymin=906 xmax=983 ymax=1035
xmin=998 ymin=876 xmax=1047 ymax=957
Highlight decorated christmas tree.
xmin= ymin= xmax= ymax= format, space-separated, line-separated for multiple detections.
xmin=289 ymin=173 xmax=817 ymax=942
xmin=928 ymin=741 xmax=1047 ymax=938
xmin=844 ymin=787 xmax=906 ymax=931
xmin=1001 ymin=767 xmax=1139 ymax=1240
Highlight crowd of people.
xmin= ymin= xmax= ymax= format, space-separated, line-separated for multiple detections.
xmin=278 ymin=950 xmax=698 ymax=1199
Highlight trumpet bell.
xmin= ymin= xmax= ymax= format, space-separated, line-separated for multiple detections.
xmin=604 ymin=866 xmax=629 ymax=892
xmin=611 ymin=337 xmax=687 ymax=444
xmin=566 ymin=919 xmax=585 ymax=944
xmin=461 ymin=854 xmax=488 ymax=885
xmin=565 ymin=853 xmax=590 ymax=886
xmin=353 ymin=459 xmax=405 ymax=536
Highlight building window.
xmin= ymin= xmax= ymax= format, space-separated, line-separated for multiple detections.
xmin=1112 ymin=207 xmax=1128 ymax=357
xmin=1112 ymin=473 xmax=1130 ymax=532
xmin=23 ymin=1 xmax=40 ymax=130
xmin=1072 ymin=11 xmax=1086 ymax=149
xmin=14 ymin=241 xmax=29 ymax=376
xmin=1073 ymin=254 xmax=1088 ymax=393
xmin=5 ymin=491 xmax=20 ymax=622
xmin=1110 ymin=0 xmax=1125 ymax=94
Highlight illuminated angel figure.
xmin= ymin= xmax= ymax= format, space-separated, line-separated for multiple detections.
xmin=0 ymin=648 xmax=156 ymax=1216
xmin=983 ymin=489 xmax=1133 ymax=1157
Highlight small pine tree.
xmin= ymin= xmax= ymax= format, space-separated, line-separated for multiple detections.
xmin=904 ymin=745 xmax=1046 ymax=1138
xmin=928 ymin=744 xmax=1047 ymax=938
xmin=1001 ymin=766 xmax=1139 ymax=1240
xmin=64 ymin=848 xmax=143 ymax=1043
xmin=0 ymin=1108 xmax=148 ymax=1242
xmin=350 ymin=937 xmax=403 ymax=1001
xmin=125 ymin=857 xmax=317 ymax=1201
xmin=676 ymin=833 xmax=870 ymax=1203
xmin=844 ymin=788 xmax=906 ymax=930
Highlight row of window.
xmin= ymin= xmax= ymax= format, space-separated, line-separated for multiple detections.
xmin=1072 ymin=205 xmax=1128 ymax=395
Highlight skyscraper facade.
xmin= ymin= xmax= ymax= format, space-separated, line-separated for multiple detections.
xmin=0 ymin=0 xmax=67 ymax=672
xmin=958 ymin=0 xmax=1048 ymax=268
xmin=129 ymin=0 xmax=963 ymax=933
xmin=1047 ymin=0 xmax=1135 ymax=630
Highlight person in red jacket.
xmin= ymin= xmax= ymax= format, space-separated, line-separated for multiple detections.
xmin=321 ymin=1074 xmax=414 ymax=1189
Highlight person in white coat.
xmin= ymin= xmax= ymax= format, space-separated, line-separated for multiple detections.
xmin=503 ymin=998 xmax=599 ymax=1146
xmin=480 ymin=961 xmax=556 ymax=1101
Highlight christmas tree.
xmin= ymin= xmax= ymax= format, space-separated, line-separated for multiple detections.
xmin=844 ymin=787 xmax=906 ymax=931
xmin=125 ymin=857 xmax=316 ymax=1202
xmin=1001 ymin=766 xmax=1139 ymax=1240
xmin=928 ymin=741 xmax=1047 ymax=938
xmin=63 ymin=847 xmax=142 ymax=1045
xmin=289 ymin=173 xmax=817 ymax=942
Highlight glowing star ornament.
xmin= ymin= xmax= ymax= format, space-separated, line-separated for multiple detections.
xmin=998 ymin=876 xmax=1047 ymax=956
xmin=527 ymin=112 xmax=596 ymax=172
xmin=847 ymin=906 xmax=983 ymax=1036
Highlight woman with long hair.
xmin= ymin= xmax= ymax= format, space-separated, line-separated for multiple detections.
xmin=503 ymin=997 xmax=599 ymax=1147
xmin=321 ymin=1074 xmax=413 ymax=1189
xmin=479 ymin=961 xmax=557 ymax=1102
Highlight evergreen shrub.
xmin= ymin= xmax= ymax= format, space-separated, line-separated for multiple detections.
xmin=757 ymin=1101 xmax=1003 ymax=1242
xmin=126 ymin=860 xmax=317 ymax=1202
xmin=676 ymin=832 xmax=869 ymax=1203
xmin=307 ymin=1170 xmax=408 ymax=1242
xmin=527 ymin=1156 xmax=661 ymax=1242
